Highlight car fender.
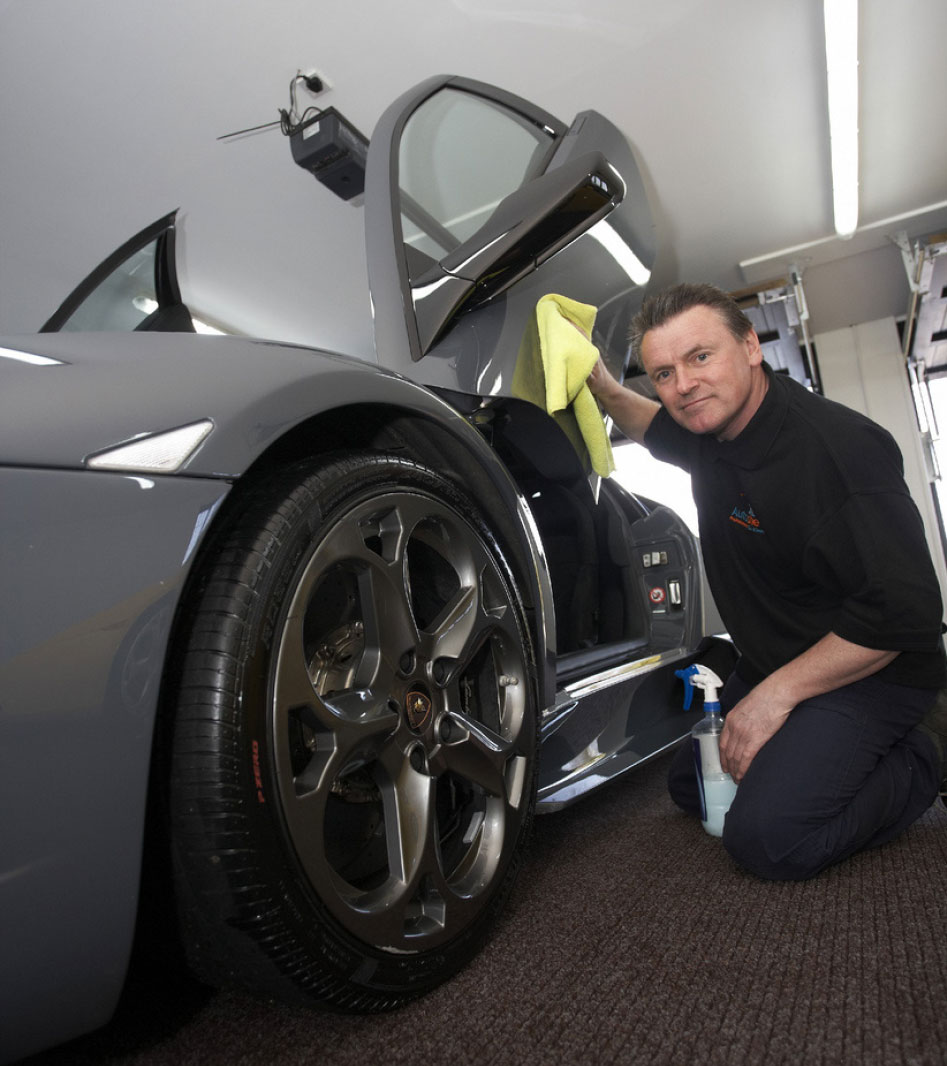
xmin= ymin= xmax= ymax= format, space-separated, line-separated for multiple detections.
xmin=0 ymin=466 xmax=230 ymax=1063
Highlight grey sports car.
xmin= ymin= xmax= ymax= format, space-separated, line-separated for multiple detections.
xmin=0 ymin=75 xmax=732 ymax=1063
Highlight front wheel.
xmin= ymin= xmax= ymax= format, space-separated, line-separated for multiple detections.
xmin=169 ymin=453 xmax=538 ymax=1010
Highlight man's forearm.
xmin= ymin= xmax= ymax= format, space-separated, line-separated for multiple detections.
xmin=719 ymin=633 xmax=899 ymax=781
xmin=759 ymin=632 xmax=898 ymax=707
xmin=587 ymin=358 xmax=660 ymax=445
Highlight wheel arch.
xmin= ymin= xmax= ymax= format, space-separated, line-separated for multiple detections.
xmin=187 ymin=396 xmax=556 ymax=713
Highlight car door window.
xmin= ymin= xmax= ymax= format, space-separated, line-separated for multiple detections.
xmin=41 ymin=211 xmax=194 ymax=333
xmin=397 ymin=87 xmax=556 ymax=275
xmin=56 ymin=242 xmax=159 ymax=332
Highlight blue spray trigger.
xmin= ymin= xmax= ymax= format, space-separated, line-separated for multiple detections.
xmin=674 ymin=664 xmax=699 ymax=711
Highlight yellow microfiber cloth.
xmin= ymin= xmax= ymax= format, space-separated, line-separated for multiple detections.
xmin=532 ymin=293 xmax=615 ymax=477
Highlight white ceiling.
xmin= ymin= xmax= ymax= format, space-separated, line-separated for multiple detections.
xmin=1 ymin=0 xmax=945 ymax=352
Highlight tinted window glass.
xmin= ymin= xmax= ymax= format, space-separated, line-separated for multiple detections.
xmin=398 ymin=88 xmax=553 ymax=271
xmin=58 ymin=242 xmax=158 ymax=332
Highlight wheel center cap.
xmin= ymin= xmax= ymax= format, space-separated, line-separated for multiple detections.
xmin=405 ymin=688 xmax=432 ymax=731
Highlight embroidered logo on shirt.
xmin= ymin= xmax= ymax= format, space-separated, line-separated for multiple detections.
xmin=729 ymin=503 xmax=765 ymax=534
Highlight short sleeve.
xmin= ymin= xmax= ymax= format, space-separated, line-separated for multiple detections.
xmin=803 ymin=490 xmax=944 ymax=651
xmin=643 ymin=406 xmax=698 ymax=473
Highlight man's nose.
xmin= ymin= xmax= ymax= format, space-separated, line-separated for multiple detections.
xmin=676 ymin=367 xmax=697 ymax=393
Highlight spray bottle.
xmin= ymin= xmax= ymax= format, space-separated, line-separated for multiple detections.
xmin=675 ymin=664 xmax=737 ymax=837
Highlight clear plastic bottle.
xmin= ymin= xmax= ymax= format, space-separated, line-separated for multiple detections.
xmin=691 ymin=708 xmax=737 ymax=837
xmin=676 ymin=664 xmax=738 ymax=838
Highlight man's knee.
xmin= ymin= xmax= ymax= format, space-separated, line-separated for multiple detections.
xmin=721 ymin=801 xmax=827 ymax=881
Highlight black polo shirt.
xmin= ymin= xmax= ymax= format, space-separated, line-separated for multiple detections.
xmin=644 ymin=362 xmax=946 ymax=689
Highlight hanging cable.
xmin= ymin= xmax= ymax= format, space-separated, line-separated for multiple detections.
xmin=217 ymin=72 xmax=325 ymax=142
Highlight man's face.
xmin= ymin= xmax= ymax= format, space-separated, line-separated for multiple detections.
xmin=640 ymin=305 xmax=766 ymax=441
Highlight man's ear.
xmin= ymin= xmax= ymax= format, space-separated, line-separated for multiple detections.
xmin=744 ymin=328 xmax=764 ymax=366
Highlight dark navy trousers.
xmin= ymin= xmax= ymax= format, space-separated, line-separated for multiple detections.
xmin=667 ymin=671 xmax=941 ymax=880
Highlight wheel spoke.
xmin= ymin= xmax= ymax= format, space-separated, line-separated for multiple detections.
xmin=277 ymin=717 xmax=402 ymax=888
xmin=333 ymin=749 xmax=483 ymax=948
xmin=432 ymin=712 xmax=516 ymax=799
xmin=315 ymin=504 xmax=422 ymax=674
xmin=273 ymin=497 xmax=429 ymax=726
xmin=355 ymin=562 xmax=419 ymax=675
xmin=293 ymin=701 xmax=400 ymax=792
xmin=273 ymin=611 xmax=379 ymax=725
xmin=426 ymin=582 xmax=482 ymax=662
xmin=426 ymin=559 xmax=522 ymax=682
xmin=382 ymin=748 xmax=440 ymax=886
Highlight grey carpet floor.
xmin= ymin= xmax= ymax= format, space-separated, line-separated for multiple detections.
xmin=27 ymin=750 xmax=947 ymax=1065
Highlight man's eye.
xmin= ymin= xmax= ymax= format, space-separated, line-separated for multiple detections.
xmin=695 ymin=351 xmax=709 ymax=362
xmin=654 ymin=370 xmax=670 ymax=382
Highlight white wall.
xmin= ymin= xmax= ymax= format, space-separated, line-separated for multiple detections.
xmin=814 ymin=317 xmax=947 ymax=607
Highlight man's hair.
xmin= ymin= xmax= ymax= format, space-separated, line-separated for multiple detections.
xmin=628 ymin=282 xmax=754 ymax=367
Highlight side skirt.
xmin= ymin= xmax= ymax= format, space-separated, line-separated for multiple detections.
xmin=536 ymin=637 xmax=736 ymax=812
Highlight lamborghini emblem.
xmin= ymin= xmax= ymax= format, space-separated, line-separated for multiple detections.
xmin=405 ymin=689 xmax=432 ymax=731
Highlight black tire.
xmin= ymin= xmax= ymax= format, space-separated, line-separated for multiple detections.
xmin=168 ymin=453 xmax=538 ymax=1010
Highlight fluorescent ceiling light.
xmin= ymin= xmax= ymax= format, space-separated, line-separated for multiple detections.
xmin=824 ymin=0 xmax=859 ymax=238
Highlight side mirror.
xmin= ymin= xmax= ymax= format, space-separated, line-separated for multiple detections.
xmin=410 ymin=151 xmax=624 ymax=356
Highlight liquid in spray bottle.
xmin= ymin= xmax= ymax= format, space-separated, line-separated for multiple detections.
xmin=675 ymin=664 xmax=737 ymax=837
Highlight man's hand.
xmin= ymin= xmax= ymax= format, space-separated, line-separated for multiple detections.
xmin=586 ymin=357 xmax=660 ymax=445
xmin=586 ymin=356 xmax=619 ymax=399
xmin=718 ymin=689 xmax=792 ymax=782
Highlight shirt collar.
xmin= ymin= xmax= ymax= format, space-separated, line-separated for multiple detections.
xmin=708 ymin=362 xmax=788 ymax=469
